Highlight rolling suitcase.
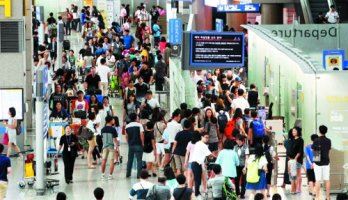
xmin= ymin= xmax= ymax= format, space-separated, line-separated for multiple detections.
xmin=63 ymin=40 xmax=70 ymax=51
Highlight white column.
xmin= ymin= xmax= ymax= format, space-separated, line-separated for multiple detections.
xmin=35 ymin=100 xmax=45 ymax=195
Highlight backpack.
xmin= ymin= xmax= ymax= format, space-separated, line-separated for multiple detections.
xmin=16 ymin=120 xmax=22 ymax=135
xmin=145 ymin=185 xmax=157 ymax=200
xmin=246 ymin=158 xmax=260 ymax=183
xmin=222 ymin=177 xmax=237 ymax=200
xmin=252 ymin=119 xmax=265 ymax=138
xmin=224 ymin=119 xmax=236 ymax=140
xmin=217 ymin=112 xmax=228 ymax=133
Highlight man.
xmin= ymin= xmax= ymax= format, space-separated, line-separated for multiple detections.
xmin=96 ymin=58 xmax=111 ymax=96
xmin=67 ymin=50 xmax=77 ymax=68
xmin=134 ymin=77 xmax=149 ymax=102
xmin=80 ymin=9 xmax=87 ymax=34
xmin=84 ymin=66 xmax=101 ymax=95
xmin=47 ymin=12 xmax=57 ymax=25
xmin=231 ymin=89 xmax=250 ymax=113
xmin=172 ymin=120 xmax=193 ymax=175
xmin=146 ymin=177 xmax=171 ymax=200
xmin=326 ymin=5 xmax=339 ymax=24
xmin=248 ymin=110 xmax=265 ymax=147
xmin=234 ymin=134 xmax=249 ymax=199
xmin=207 ymin=164 xmax=234 ymax=200
xmin=154 ymin=54 xmax=166 ymax=91
xmin=126 ymin=113 xmax=145 ymax=178
xmin=152 ymin=20 xmax=161 ymax=46
xmin=94 ymin=187 xmax=104 ymax=200
xmin=247 ymin=84 xmax=259 ymax=108
xmin=101 ymin=116 xmax=118 ymax=180
xmin=71 ymin=90 xmax=89 ymax=114
xmin=139 ymin=61 xmax=153 ymax=84
xmin=312 ymin=125 xmax=331 ymax=200
xmin=233 ymin=77 xmax=246 ymax=92
xmin=123 ymin=30 xmax=134 ymax=49
xmin=49 ymin=84 xmax=68 ymax=111
xmin=142 ymin=90 xmax=160 ymax=110
xmin=48 ymin=37 xmax=57 ymax=60
xmin=129 ymin=170 xmax=154 ymax=200
xmin=305 ymin=134 xmax=319 ymax=196
xmin=173 ymin=174 xmax=193 ymax=200
xmin=0 ymin=144 xmax=11 ymax=199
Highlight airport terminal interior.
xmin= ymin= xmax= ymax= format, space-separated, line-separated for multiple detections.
xmin=0 ymin=0 xmax=348 ymax=200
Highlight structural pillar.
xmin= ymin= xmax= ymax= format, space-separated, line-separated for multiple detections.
xmin=25 ymin=0 xmax=33 ymax=131
xmin=192 ymin=0 xmax=212 ymax=30
xmin=261 ymin=4 xmax=283 ymax=24
xmin=226 ymin=0 xmax=247 ymax=31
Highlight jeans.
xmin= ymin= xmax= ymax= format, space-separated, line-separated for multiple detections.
xmin=235 ymin=166 xmax=246 ymax=196
xmin=63 ymin=153 xmax=76 ymax=182
xmin=65 ymin=21 xmax=71 ymax=35
xmin=126 ymin=145 xmax=143 ymax=178
xmin=191 ymin=162 xmax=203 ymax=196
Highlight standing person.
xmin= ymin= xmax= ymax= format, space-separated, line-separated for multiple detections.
xmin=86 ymin=113 xmax=97 ymax=169
xmin=203 ymin=108 xmax=219 ymax=156
xmin=84 ymin=66 xmax=101 ymax=95
xmin=142 ymin=122 xmax=157 ymax=177
xmin=146 ymin=177 xmax=172 ymax=200
xmin=173 ymin=174 xmax=193 ymax=200
xmin=248 ymin=110 xmax=265 ymax=147
xmin=96 ymin=58 xmax=111 ymax=96
xmin=325 ymin=5 xmax=339 ymax=24
xmin=129 ymin=170 xmax=154 ymax=199
xmin=66 ymin=8 xmax=73 ymax=35
xmin=172 ymin=120 xmax=193 ymax=176
xmin=190 ymin=133 xmax=214 ymax=198
xmin=263 ymin=135 xmax=275 ymax=197
xmin=207 ymin=164 xmax=235 ymax=200
xmin=154 ymin=54 xmax=166 ymax=91
xmin=247 ymin=84 xmax=259 ymax=108
xmin=231 ymin=89 xmax=250 ymax=113
xmin=234 ymin=134 xmax=249 ymax=199
xmin=215 ymin=139 xmax=239 ymax=181
xmin=4 ymin=107 xmax=22 ymax=157
xmin=282 ymin=129 xmax=294 ymax=188
xmin=246 ymin=144 xmax=268 ymax=197
xmin=123 ymin=94 xmax=140 ymax=124
xmin=58 ymin=126 xmax=78 ymax=184
xmin=312 ymin=125 xmax=331 ymax=200
xmin=100 ymin=116 xmax=118 ymax=180
xmin=305 ymin=134 xmax=319 ymax=196
xmin=153 ymin=111 xmax=166 ymax=168
xmin=125 ymin=113 xmax=145 ymax=178
xmin=152 ymin=20 xmax=161 ymax=46
xmin=288 ymin=127 xmax=304 ymax=194
xmin=0 ymin=144 xmax=11 ymax=200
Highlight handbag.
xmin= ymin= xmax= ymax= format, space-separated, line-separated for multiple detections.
xmin=2 ymin=133 xmax=9 ymax=145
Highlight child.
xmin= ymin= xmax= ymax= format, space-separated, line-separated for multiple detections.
xmin=304 ymin=134 xmax=318 ymax=196
xmin=207 ymin=164 xmax=235 ymax=200
xmin=142 ymin=121 xmax=157 ymax=177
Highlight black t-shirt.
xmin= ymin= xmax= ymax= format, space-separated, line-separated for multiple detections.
xmin=248 ymin=90 xmax=258 ymax=108
xmin=221 ymin=83 xmax=230 ymax=91
xmin=143 ymin=130 xmax=155 ymax=153
xmin=134 ymin=83 xmax=149 ymax=98
xmin=173 ymin=187 xmax=193 ymax=200
xmin=47 ymin=17 xmax=57 ymax=25
xmin=139 ymin=68 xmax=153 ymax=84
xmin=49 ymin=93 xmax=67 ymax=110
xmin=312 ymin=136 xmax=331 ymax=166
xmin=85 ymin=74 xmax=101 ymax=91
xmin=59 ymin=134 xmax=78 ymax=155
xmin=173 ymin=130 xmax=193 ymax=156
xmin=290 ymin=137 xmax=304 ymax=164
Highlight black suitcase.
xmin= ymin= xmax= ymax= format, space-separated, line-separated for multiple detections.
xmin=63 ymin=40 xmax=70 ymax=51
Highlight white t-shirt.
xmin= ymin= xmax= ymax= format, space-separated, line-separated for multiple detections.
xmin=186 ymin=142 xmax=196 ymax=163
xmin=97 ymin=65 xmax=111 ymax=83
xmin=326 ymin=11 xmax=339 ymax=23
xmin=246 ymin=155 xmax=268 ymax=169
xmin=191 ymin=141 xmax=211 ymax=165
xmin=165 ymin=120 xmax=183 ymax=144
xmin=144 ymin=98 xmax=160 ymax=109
xmin=231 ymin=97 xmax=250 ymax=112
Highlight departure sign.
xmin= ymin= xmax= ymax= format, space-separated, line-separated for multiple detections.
xmin=189 ymin=32 xmax=244 ymax=68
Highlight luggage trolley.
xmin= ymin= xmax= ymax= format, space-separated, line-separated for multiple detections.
xmin=18 ymin=146 xmax=35 ymax=189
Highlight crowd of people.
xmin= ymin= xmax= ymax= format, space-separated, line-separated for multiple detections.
xmin=0 ymin=2 xmax=340 ymax=200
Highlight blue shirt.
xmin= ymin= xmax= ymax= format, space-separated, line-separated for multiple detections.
xmin=305 ymin=144 xmax=314 ymax=169
xmin=152 ymin=24 xmax=161 ymax=37
xmin=215 ymin=149 xmax=240 ymax=178
xmin=80 ymin=13 xmax=86 ymax=25
xmin=123 ymin=35 xmax=134 ymax=49
xmin=0 ymin=155 xmax=11 ymax=182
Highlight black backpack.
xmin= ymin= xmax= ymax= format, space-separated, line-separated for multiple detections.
xmin=217 ymin=112 xmax=228 ymax=133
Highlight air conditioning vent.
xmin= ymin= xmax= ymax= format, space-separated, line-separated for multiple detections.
xmin=0 ymin=21 xmax=24 ymax=53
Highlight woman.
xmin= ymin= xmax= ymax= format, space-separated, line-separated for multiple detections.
xmin=83 ymin=49 xmax=94 ymax=74
xmin=124 ymin=80 xmax=136 ymax=100
xmin=215 ymin=139 xmax=240 ymax=181
xmin=140 ymin=44 xmax=149 ymax=62
xmin=288 ymin=127 xmax=304 ymax=194
xmin=58 ymin=125 xmax=78 ymax=184
xmin=123 ymin=94 xmax=140 ymax=124
xmin=159 ymin=37 xmax=167 ymax=54
xmin=282 ymin=129 xmax=294 ymax=188
xmin=85 ymin=112 xmax=97 ymax=168
xmin=203 ymin=107 xmax=219 ymax=156
xmin=49 ymin=101 xmax=69 ymax=121
xmin=4 ymin=107 xmax=22 ymax=157
xmin=184 ymin=131 xmax=202 ymax=189
xmin=246 ymin=144 xmax=268 ymax=197
xmin=232 ymin=108 xmax=247 ymax=138
xmin=89 ymin=94 xmax=102 ymax=112
xmin=102 ymin=96 xmax=114 ymax=117
xmin=65 ymin=8 xmax=73 ymax=35
xmin=153 ymin=110 xmax=167 ymax=168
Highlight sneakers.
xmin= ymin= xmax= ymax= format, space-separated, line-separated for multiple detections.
xmin=101 ymin=174 xmax=106 ymax=180
xmin=107 ymin=175 xmax=113 ymax=180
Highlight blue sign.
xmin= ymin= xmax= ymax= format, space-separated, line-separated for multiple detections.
xmin=215 ymin=19 xmax=224 ymax=32
xmin=322 ymin=49 xmax=346 ymax=70
xmin=217 ymin=3 xmax=261 ymax=13
xmin=169 ymin=19 xmax=183 ymax=45
xmin=189 ymin=32 xmax=245 ymax=68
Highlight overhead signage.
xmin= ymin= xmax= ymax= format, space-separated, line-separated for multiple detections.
xmin=205 ymin=0 xmax=228 ymax=7
xmin=323 ymin=49 xmax=346 ymax=70
xmin=189 ymin=32 xmax=244 ymax=68
xmin=217 ymin=3 xmax=261 ymax=13
xmin=169 ymin=19 xmax=183 ymax=45
xmin=0 ymin=0 xmax=11 ymax=17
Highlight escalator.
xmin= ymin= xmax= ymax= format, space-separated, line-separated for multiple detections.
xmin=301 ymin=0 xmax=332 ymax=23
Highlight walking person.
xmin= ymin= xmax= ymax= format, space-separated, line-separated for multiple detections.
xmin=215 ymin=139 xmax=239 ymax=181
xmin=288 ymin=127 xmax=304 ymax=194
xmin=312 ymin=125 xmax=331 ymax=200
xmin=3 ymin=107 xmax=22 ymax=158
xmin=100 ymin=116 xmax=118 ymax=180
xmin=125 ymin=113 xmax=145 ymax=178
xmin=0 ymin=144 xmax=11 ymax=199
xmin=65 ymin=8 xmax=73 ymax=35
xmin=58 ymin=126 xmax=78 ymax=184
xmin=305 ymin=134 xmax=319 ymax=196
xmin=142 ymin=121 xmax=157 ymax=177
xmin=184 ymin=131 xmax=202 ymax=189
xmin=173 ymin=174 xmax=193 ymax=200
xmin=234 ymin=134 xmax=249 ymax=199
xmin=203 ymin=107 xmax=220 ymax=156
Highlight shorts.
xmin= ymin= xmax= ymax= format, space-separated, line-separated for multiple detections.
xmin=306 ymin=168 xmax=316 ymax=182
xmin=0 ymin=181 xmax=8 ymax=199
xmin=314 ymin=164 xmax=330 ymax=182
xmin=208 ymin=142 xmax=219 ymax=152
xmin=174 ymin=155 xmax=186 ymax=171
xmin=102 ymin=148 xmax=115 ymax=161
xmin=156 ymin=143 xmax=165 ymax=155
xmin=289 ymin=162 xmax=302 ymax=181
xmin=142 ymin=151 xmax=155 ymax=163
